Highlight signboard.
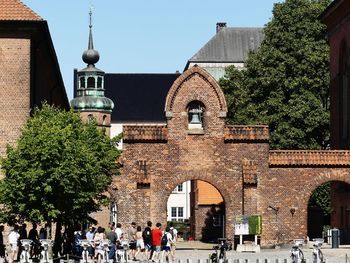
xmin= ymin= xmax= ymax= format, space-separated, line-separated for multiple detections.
xmin=234 ymin=215 xmax=262 ymax=235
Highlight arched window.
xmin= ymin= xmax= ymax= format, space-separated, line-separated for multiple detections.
xmin=103 ymin=115 xmax=107 ymax=126
xmin=340 ymin=41 xmax=349 ymax=149
xmin=97 ymin=77 xmax=103 ymax=88
xmin=80 ymin=77 xmax=85 ymax=88
xmin=87 ymin=114 xmax=94 ymax=123
xmin=87 ymin=77 xmax=95 ymax=88
xmin=187 ymin=101 xmax=205 ymax=130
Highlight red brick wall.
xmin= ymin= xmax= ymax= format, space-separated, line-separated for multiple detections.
xmin=113 ymin=66 xmax=350 ymax=247
xmin=0 ymin=38 xmax=31 ymax=157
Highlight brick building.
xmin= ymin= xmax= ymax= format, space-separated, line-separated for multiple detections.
xmin=114 ymin=65 xmax=350 ymax=246
xmin=0 ymin=0 xmax=69 ymax=158
xmin=321 ymin=0 xmax=350 ymax=243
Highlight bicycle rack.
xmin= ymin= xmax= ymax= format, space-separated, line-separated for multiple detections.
xmin=20 ymin=239 xmax=33 ymax=263
xmin=39 ymin=239 xmax=53 ymax=263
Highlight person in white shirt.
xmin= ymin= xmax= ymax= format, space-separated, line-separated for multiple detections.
xmin=8 ymin=225 xmax=20 ymax=263
xmin=169 ymin=222 xmax=178 ymax=261
xmin=161 ymin=227 xmax=174 ymax=263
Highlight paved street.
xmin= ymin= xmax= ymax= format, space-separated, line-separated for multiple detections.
xmin=168 ymin=241 xmax=350 ymax=263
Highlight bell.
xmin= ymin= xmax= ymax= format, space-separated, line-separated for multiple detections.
xmin=190 ymin=112 xmax=201 ymax=124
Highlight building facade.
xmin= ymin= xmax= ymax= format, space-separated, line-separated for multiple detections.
xmin=113 ymin=65 xmax=350 ymax=246
xmin=0 ymin=0 xmax=69 ymax=158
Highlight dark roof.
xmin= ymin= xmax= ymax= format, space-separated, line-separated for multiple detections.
xmin=187 ymin=27 xmax=264 ymax=64
xmin=104 ymin=73 xmax=180 ymax=123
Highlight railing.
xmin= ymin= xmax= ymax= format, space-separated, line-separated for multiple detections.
xmin=123 ymin=125 xmax=167 ymax=142
xmin=269 ymin=150 xmax=350 ymax=167
xmin=224 ymin=125 xmax=269 ymax=142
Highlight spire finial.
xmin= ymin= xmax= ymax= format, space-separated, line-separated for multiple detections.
xmin=82 ymin=6 xmax=100 ymax=66
xmin=89 ymin=7 xmax=92 ymax=29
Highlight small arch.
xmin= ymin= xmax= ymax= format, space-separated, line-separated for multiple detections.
xmin=103 ymin=115 xmax=107 ymax=126
xmin=187 ymin=100 xmax=205 ymax=130
xmin=87 ymin=77 xmax=95 ymax=89
xmin=97 ymin=77 xmax=103 ymax=89
xmin=79 ymin=77 xmax=85 ymax=88
xmin=87 ymin=114 xmax=94 ymax=123
xmin=165 ymin=66 xmax=228 ymax=113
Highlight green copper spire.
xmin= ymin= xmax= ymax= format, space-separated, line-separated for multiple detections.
xmin=70 ymin=9 xmax=114 ymax=113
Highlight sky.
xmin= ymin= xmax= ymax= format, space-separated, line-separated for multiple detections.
xmin=22 ymin=0 xmax=281 ymax=100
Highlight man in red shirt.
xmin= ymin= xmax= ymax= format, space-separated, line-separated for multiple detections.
xmin=151 ymin=223 xmax=162 ymax=262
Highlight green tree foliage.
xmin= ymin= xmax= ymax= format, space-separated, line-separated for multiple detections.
xmin=0 ymin=104 xmax=121 ymax=226
xmin=308 ymin=182 xmax=331 ymax=215
xmin=220 ymin=0 xmax=331 ymax=150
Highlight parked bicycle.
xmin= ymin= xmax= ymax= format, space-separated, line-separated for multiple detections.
xmin=116 ymin=240 xmax=129 ymax=263
xmin=20 ymin=239 xmax=33 ymax=263
xmin=79 ymin=239 xmax=92 ymax=263
xmin=209 ymin=238 xmax=232 ymax=263
xmin=312 ymin=238 xmax=324 ymax=263
xmin=290 ymin=239 xmax=305 ymax=263
xmin=95 ymin=239 xmax=110 ymax=263
xmin=39 ymin=239 xmax=53 ymax=263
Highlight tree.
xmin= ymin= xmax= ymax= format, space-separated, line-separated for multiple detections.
xmin=220 ymin=0 xmax=331 ymax=150
xmin=0 ymin=103 xmax=121 ymax=227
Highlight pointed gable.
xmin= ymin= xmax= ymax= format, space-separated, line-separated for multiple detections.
xmin=0 ymin=0 xmax=42 ymax=21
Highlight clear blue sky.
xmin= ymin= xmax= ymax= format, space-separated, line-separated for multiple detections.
xmin=22 ymin=0 xmax=280 ymax=100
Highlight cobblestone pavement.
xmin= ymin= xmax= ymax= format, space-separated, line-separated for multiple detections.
xmin=164 ymin=242 xmax=350 ymax=263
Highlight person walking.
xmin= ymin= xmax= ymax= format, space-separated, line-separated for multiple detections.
xmin=127 ymin=222 xmax=137 ymax=261
xmin=8 ymin=225 xmax=20 ymax=263
xmin=28 ymin=223 xmax=39 ymax=259
xmin=94 ymin=227 xmax=105 ymax=263
xmin=169 ymin=222 xmax=178 ymax=261
xmin=107 ymin=227 xmax=118 ymax=261
xmin=151 ymin=223 xmax=162 ymax=262
xmin=160 ymin=227 xmax=174 ymax=263
xmin=17 ymin=223 xmax=28 ymax=261
xmin=86 ymin=226 xmax=95 ymax=258
xmin=134 ymin=226 xmax=145 ymax=260
xmin=143 ymin=221 xmax=152 ymax=261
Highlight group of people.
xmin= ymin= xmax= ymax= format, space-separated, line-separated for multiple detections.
xmin=80 ymin=221 xmax=178 ymax=262
xmin=2 ymin=223 xmax=47 ymax=263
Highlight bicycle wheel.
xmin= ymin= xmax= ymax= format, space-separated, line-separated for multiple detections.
xmin=318 ymin=250 xmax=324 ymax=262
xmin=298 ymin=249 xmax=304 ymax=261
xmin=291 ymin=253 xmax=296 ymax=263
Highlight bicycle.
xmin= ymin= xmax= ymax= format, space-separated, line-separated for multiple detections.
xmin=39 ymin=239 xmax=53 ymax=263
xmin=209 ymin=238 xmax=231 ymax=263
xmin=116 ymin=240 xmax=129 ymax=263
xmin=95 ymin=239 xmax=110 ymax=263
xmin=312 ymin=239 xmax=324 ymax=263
xmin=20 ymin=239 xmax=33 ymax=263
xmin=290 ymin=239 xmax=305 ymax=263
xmin=79 ymin=239 xmax=92 ymax=263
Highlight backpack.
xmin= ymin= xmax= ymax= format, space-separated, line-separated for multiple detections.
xmin=161 ymin=234 xmax=168 ymax=246
xmin=170 ymin=229 xmax=174 ymax=239
xmin=142 ymin=228 xmax=151 ymax=240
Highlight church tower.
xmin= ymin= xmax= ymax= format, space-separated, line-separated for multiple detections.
xmin=71 ymin=10 xmax=114 ymax=136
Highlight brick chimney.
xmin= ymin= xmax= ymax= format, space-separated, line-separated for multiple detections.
xmin=216 ymin=22 xmax=227 ymax=33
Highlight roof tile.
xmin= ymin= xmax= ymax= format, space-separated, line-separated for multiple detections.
xmin=0 ymin=0 xmax=42 ymax=21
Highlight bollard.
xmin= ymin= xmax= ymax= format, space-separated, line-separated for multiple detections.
xmin=187 ymin=259 xmax=192 ymax=263
xmin=198 ymin=260 xmax=202 ymax=263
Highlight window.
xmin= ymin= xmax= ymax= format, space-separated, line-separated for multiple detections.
xmin=177 ymin=184 xmax=183 ymax=192
xmin=187 ymin=101 xmax=205 ymax=130
xmin=110 ymin=202 xmax=117 ymax=225
xmin=87 ymin=77 xmax=95 ymax=88
xmin=103 ymin=115 xmax=107 ymax=126
xmin=80 ymin=77 xmax=85 ymax=88
xmin=97 ymin=77 xmax=102 ymax=88
xmin=170 ymin=207 xmax=184 ymax=221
